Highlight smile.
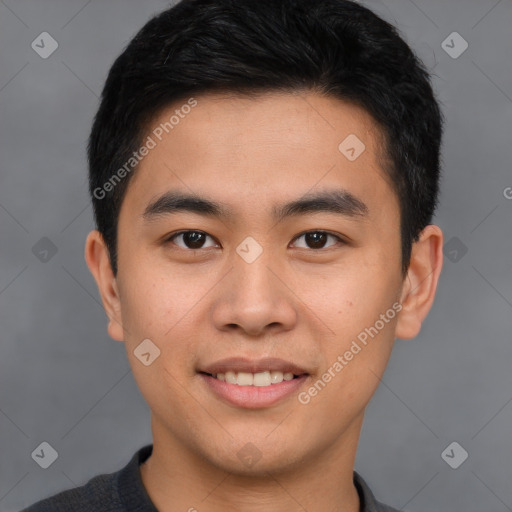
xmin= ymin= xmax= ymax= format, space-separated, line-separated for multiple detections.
xmin=198 ymin=372 xmax=309 ymax=409
xmin=204 ymin=370 xmax=298 ymax=387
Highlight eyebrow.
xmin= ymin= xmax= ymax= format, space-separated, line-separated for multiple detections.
xmin=142 ymin=188 xmax=369 ymax=223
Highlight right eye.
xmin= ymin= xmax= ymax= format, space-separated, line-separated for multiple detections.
xmin=165 ymin=230 xmax=220 ymax=250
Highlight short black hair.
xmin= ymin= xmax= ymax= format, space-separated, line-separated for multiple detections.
xmin=88 ymin=0 xmax=443 ymax=276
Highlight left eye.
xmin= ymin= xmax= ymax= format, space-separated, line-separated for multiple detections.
xmin=291 ymin=231 xmax=343 ymax=250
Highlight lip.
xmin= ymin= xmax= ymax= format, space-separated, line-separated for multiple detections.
xmin=198 ymin=357 xmax=309 ymax=376
xmin=199 ymin=372 xmax=309 ymax=409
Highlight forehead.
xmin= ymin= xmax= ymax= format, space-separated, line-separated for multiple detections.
xmin=120 ymin=91 xmax=397 ymax=221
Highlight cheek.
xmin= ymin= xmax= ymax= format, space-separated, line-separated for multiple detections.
xmin=117 ymin=259 xmax=213 ymax=382
xmin=297 ymin=253 xmax=400 ymax=380
xmin=298 ymin=294 xmax=397 ymax=439
xmin=298 ymin=256 xmax=399 ymax=329
xmin=117 ymin=268 xmax=203 ymax=410
xmin=118 ymin=255 xmax=202 ymax=338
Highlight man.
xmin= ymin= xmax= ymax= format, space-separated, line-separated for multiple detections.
xmin=23 ymin=0 xmax=443 ymax=510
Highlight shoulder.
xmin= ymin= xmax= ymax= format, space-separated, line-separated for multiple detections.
xmin=354 ymin=471 xmax=401 ymax=512
xmin=21 ymin=471 xmax=121 ymax=512
xmin=21 ymin=445 xmax=154 ymax=512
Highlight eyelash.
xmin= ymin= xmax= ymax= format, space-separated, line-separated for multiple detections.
xmin=164 ymin=230 xmax=346 ymax=251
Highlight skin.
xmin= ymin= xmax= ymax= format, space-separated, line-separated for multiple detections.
xmin=85 ymin=91 xmax=443 ymax=512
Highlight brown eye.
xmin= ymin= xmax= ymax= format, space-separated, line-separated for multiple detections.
xmin=167 ymin=231 xmax=218 ymax=250
xmin=292 ymin=231 xmax=343 ymax=250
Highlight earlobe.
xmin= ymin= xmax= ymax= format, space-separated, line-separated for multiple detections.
xmin=395 ymin=225 xmax=443 ymax=340
xmin=84 ymin=230 xmax=125 ymax=342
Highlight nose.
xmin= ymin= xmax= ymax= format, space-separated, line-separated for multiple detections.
xmin=210 ymin=245 xmax=298 ymax=337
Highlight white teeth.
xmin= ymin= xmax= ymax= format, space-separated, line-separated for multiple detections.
xmin=270 ymin=371 xmax=283 ymax=384
xmin=253 ymin=371 xmax=272 ymax=387
xmin=213 ymin=370 xmax=299 ymax=386
xmin=225 ymin=371 xmax=237 ymax=384
xmin=237 ymin=372 xmax=254 ymax=386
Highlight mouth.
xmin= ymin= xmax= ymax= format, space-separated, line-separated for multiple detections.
xmin=198 ymin=356 xmax=309 ymax=378
xmin=197 ymin=357 xmax=310 ymax=409
xmin=198 ymin=370 xmax=303 ymax=387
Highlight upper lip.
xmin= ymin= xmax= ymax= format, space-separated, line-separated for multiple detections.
xmin=199 ymin=357 xmax=309 ymax=375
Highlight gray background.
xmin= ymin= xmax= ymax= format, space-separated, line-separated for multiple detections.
xmin=1 ymin=0 xmax=511 ymax=511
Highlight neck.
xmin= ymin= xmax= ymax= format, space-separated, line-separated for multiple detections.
xmin=140 ymin=415 xmax=363 ymax=512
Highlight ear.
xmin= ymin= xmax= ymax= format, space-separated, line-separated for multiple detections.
xmin=395 ymin=224 xmax=443 ymax=339
xmin=84 ymin=230 xmax=124 ymax=342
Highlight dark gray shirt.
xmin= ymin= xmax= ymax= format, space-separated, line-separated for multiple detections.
xmin=22 ymin=444 xmax=400 ymax=511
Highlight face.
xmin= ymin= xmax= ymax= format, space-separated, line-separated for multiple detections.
xmin=86 ymin=91 xmax=437 ymax=476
